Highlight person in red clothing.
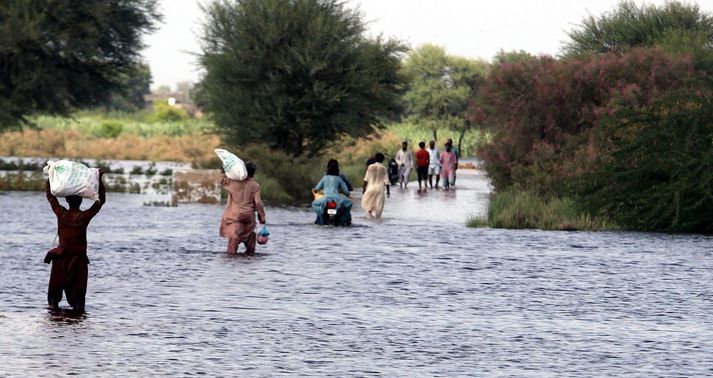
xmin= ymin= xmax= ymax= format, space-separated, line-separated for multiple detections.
xmin=44 ymin=170 xmax=106 ymax=313
xmin=415 ymin=141 xmax=430 ymax=193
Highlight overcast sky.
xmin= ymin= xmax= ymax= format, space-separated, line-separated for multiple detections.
xmin=142 ymin=0 xmax=707 ymax=89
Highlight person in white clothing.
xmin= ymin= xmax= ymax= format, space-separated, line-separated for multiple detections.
xmin=395 ymin=141 xmax=413 ymax=189
xmin=427 ymin=140 xmax=441 ymax=189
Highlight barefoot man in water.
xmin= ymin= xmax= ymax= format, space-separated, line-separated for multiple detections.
xmin=44 ymin=171 xmax=106 ymax=313
xmin=220 ymin=161 xmax=266 ymax=255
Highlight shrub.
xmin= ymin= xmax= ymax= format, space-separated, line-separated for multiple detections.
xmin=149 ymin=102 xmax=190 ymax=122
xmin=476 ymin=48 xmax=700 ymax=194
xmin=583 ymin=89 xmax=713 ymax=233
xmin=97 ymin=120 xmax=123 ymax=138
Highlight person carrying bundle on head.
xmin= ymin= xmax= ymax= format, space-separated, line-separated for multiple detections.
xmin=44 ymin=169 xmax=106 ymax=313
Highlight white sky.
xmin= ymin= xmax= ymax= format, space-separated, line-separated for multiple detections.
xmin=143 ymin=0 xmax=711 ymax=89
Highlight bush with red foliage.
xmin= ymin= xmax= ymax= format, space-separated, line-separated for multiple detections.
xmin=474 ymin=48 xmax=703 ymax=195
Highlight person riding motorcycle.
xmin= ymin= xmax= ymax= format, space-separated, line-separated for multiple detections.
xmin=312 ymin=159 xmax=352 ymax=226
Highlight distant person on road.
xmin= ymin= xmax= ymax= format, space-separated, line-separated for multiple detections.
xmin=44 ymin=170 xmax=106 ymax=313
xmin=440 ymin=142 xmax=458 ymax=190
xmin=395 ymin=141 xmax=413 ymax=189
xmin=446 ymin=138 xmax=460 ymax=186
xmin=362 ymin=152 xmax=390 ymax=219
xmin=415 ymin=141 xmax=430 ymax=193
xmin=427 ymin=140 xmax=441 ymax=189
xmin=220 ymin=161 xmax=266 ymax=255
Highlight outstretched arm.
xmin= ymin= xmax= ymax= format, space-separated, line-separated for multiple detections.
xmin=98 ymin=171 xmax=106 ymax=205
xmin=86 ymin=170 xmax=105 ymax=217
xmin=45 ymin=180 xmax=63 ymax=216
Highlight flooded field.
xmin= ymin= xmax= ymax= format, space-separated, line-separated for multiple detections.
xmin=1 ymin=170 xmax=712 ymax=376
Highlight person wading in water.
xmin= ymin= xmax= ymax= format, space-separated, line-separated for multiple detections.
xmin=44 ymin=171 xmax=106 ymax=313
xmin=220 ymin=161 xmax=266 ymax=255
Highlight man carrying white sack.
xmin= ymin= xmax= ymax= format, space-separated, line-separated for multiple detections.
xmin=44 ymin=170 xmax=106 ymax=313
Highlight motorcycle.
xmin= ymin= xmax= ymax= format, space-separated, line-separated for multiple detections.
xmin=313 ymin=190 xmax=351 ymax=226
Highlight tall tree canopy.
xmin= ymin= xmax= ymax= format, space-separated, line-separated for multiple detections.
xmin=199 ymin=0 xmax=406 ymax=156
xmin=562 ymin=0 xmax=713 ymax=56
xmin=401 ymin=44 xmax=487 ymax=144
xmin=0 ymin=0 xmax=160 ymax=128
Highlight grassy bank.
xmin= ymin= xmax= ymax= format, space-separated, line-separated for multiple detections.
xmin=0 ymin=112 xmax=219 ymax=163
xmin=467 ymin=189 xmax=618 ymax=231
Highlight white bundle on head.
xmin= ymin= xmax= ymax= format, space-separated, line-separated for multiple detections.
xmin=43 ymin=160 xmax=100 ymax=201
xmin=215 ymin=149 xmax=247 ymax=181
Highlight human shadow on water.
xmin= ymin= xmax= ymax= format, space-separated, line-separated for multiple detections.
xmin=223 ymin=252 xmax=268 ymax=260
xmin=46 ymin=307 xmax=87 ymax=324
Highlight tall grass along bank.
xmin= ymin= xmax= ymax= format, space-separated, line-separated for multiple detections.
xmin=467 ymin=189 xmax=618 ymax=231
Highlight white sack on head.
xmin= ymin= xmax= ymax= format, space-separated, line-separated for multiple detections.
xmin=43 ymin=160 xmax=100 ymax=201
xmin=214 ymin=149 xmax=247 ymax=181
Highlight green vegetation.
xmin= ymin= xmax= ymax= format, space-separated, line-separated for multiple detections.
xmin=148 ymin=102 xmax=190 ymax=123
xmin=582 ymin=91 xmax=713 ymax=233
xmin=31 ymin=111 xmax=213 ymax=138
xmin=0 ymin=0 xmax=160 ymax=128
xmin=467 ymin=190 xmax=618 ymax=231
xmin=474 ymin=1 xmax=713 ymax=232
xmin=387 ymin=122 xmax=486 ymax=158
xmin=401 ymin=44 xmax=488 ymax=152
xmin=198 ymin=0 xmax=406 ymax=156
xmin=3 ymin=0 xmax=713 ymax=231
xmin=563 ymin=0 xmax=713 ymax=56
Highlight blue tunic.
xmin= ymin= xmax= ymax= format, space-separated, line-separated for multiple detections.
xmin=312 ymin=175 xmax=353 ymax=225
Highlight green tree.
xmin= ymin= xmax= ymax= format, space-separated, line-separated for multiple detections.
xmin=198 ymin=0 xmax=406 ymax=156
xmin=105 ymin=62 xmax=153 ymax=111
xmin=402 ymin=44 xmax=487 ymax=150
xmin=563 ymin=0 xmax=713 ymax=57
xmin=493 ymin=49 xmax=535 ymax=64
xmin=0 ymin=0 xmax=160 ymax=129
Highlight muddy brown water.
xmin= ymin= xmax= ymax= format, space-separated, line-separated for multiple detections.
xmin=1 ymin=170 xmax=712 ymax=376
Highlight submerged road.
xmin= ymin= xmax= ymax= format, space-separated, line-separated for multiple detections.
xmin=1 ymin=169 xmax=712 ymax=376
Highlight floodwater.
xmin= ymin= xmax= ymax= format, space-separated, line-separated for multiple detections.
xmin=1 ymin=170 xmax=712 ymax=376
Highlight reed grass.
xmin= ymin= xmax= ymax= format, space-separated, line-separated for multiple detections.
xmin=467 ymin=189 xmax=619 ymax=231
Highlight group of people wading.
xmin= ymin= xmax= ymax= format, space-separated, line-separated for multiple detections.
xmin=43 ymin=139 xmax=459 ymax=312
xmin=395 ymin=138 xmax=459 ymax=193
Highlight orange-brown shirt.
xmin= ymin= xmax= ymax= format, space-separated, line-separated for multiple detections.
xmin=220 ymin=178 xmax=266 ymax=240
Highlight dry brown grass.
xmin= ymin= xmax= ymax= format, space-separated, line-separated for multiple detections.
xmin=0 ymin=129 xmax=220 ymax=163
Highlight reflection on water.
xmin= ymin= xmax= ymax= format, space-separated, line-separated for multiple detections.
xmin=1 ymin=170 xmax=713 ymax=376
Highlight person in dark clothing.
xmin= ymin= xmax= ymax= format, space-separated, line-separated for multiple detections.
xmin=387 ymin=157 xmax=399 ymax=185
xmin=44 ymin=171 xmax=106 ymax=312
